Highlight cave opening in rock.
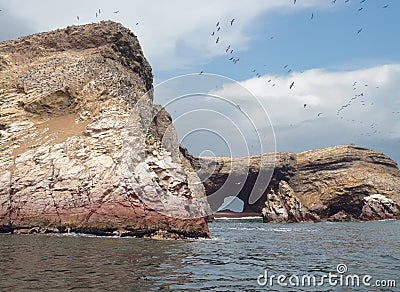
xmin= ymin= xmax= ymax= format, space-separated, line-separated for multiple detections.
xmin=217 ymin=196 xmax=244 ymax=213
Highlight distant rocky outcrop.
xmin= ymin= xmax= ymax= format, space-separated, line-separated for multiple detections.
xmin=0 ymin=21 xmax=210 ymax=238
xmin=192 ymin=145 xmax=400 ymax=222
xmin=262 ymin=181 xmax=320 ymax=223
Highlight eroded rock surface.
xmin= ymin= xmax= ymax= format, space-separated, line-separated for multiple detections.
xmin=193 ymin=145 xmax=400 ymax=222
xmin=262 ymin=181 xmax=320 ymax=223
xmin=0 ymin=21 xmax=209 ymax=238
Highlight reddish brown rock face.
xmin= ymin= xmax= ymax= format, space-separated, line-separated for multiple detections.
xmin=0 ymin=21 xmax=209 ymax=238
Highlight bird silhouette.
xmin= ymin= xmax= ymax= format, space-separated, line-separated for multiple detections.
xmin=114 ymin=10 xmax=119 ymax=13
xmin=311 ymin=13 xmax=314 ymax=19
xmin=211 ymin=32 xmax=215 ymax=36
xmin=294 ymin=0 xmax=296 ymax=4
xmin=216 ymin=21 xmax=219 ymax=27
xmin=230 ymin=19 xmax=235 ymax=26
xmin=77 ymin=16 xmax=80 ymax=21
xmin=318 ymin=113 xmax=323 ymax=117
xmin=304 ymin=104 xmax=307 ymax=108
xmin=289 ymin=81 xmax=295 ymax=89
xmin=216 ymin=37 xmax=219 ymax=44
xmin=357 ymin=28 xmax=362 ymax=34
xmin=382 ymin=4 xmax=389 ymax=8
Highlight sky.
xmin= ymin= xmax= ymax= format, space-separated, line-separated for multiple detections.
xmin=0 ymin=0 xmax=399 ymax=164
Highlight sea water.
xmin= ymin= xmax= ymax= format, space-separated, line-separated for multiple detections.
xmin=0 ymin=220 xmax=398 ymax=291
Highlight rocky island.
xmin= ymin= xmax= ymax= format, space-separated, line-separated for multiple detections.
xmin=1 ymin=22 xmax=398 ymax=239
xmin=194 ymin=145 xmax=400 ymax=222
xmin=0 ymin=21 xmax=210 ymax=238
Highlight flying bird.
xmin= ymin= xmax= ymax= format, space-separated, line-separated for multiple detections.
xmin=217 ymin=27 xmax=220 ymax=31
xmin=211 ymin=31 xmax=215 ymax=36
xmin=225 ymin=45 xmax=231 ymax=52
xmin=96 ymin=12 xmax=98 ymax=18
xmin=294 ymin=0 xmax=296 ymax=4
xmin=358 ymin=7 xmax=363 ymax=11
xmin=311 ymin=13 xmax=314 ymax=19
xmin=230 ymin=18 xmax=235 ymax=26
xmin=200 ymin=71 xmax=204 ymax=74
xmin=318 ymin=113 xmax=323 ymax=117
xmin=357 ymin=28 xmax=362 ymax=34
xmin=216 ymin=37 xmax=219 ymax=44
xmin=77 ymin=16 xmax=80 ymax=21
xmin=304 ymin=104 xmax=307 ymax=108
xmin=114 ymin=10 xmax=119 ymax=13
xmin=289 ymin=81 xmax=295 ymax=89
xmin=216 ymin=21 xmax=219 ymax=27
xmin=99 ymin=9 xmax=101 ymax=14
xmin=382 ymin=4 xmax=389 ymax=8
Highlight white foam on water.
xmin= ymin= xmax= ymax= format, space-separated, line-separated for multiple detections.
xmin=215 ymin=216 xmax=262 ymax=220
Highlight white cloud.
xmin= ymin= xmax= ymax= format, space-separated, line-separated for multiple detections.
xmin=178 ymin=64 xmax=400 ymax=161
xmin=0 ymin=0 xmax=329 ymax=71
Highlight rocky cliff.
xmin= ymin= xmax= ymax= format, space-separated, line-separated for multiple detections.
xmin=194 ymin=145 xmax=400 ymax=222
xmin=0 ymin=21 xmax=210 ymax=238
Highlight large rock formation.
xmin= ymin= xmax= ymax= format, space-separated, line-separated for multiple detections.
xmin=0 ymin=21 xmax=210 ymax=238
xmin=193 ymin=145 xmax=400 ymax=222
xmin=262 ymin=181 xmax=320 ymax=223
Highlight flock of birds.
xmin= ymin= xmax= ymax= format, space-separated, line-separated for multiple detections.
xmin=76 ymin=8 xmax=142 ymax=26
xmin=205 ymin=0 xmax=395 ymax=141
xmin=0 ymin=1 xmax=396 ymax=143
xmin=76 ymin=9 xmax=138 ymax=25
